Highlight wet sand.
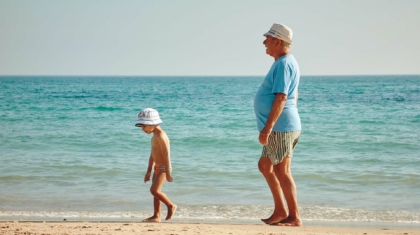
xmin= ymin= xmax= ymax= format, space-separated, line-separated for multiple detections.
xmin=1 ymin=221 xmax=419 ymax=235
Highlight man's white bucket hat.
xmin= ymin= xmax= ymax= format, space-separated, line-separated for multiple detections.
xmin=263 ymin=23 xmax=293 ymax=44
xmin=135 ymin=108 xmax=162 ymax=126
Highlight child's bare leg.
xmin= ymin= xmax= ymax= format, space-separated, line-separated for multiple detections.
xmin=153 ymin=196 xmax=161 ymax=216
xmin=150 ymin=172 xmax=177 ymax=221
xmin=142 ymin=197 xmax=161 ymax=222
xmin=166 ymin=203 xmax=177 ymax=221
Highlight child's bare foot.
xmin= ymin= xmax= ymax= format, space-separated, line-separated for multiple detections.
xmin=142 ymin=216 xmax=160 ymax=223
xmin=261 ymin=212 xmax=287 ymax=225
xmin=165 ymin=204 xmax=177 ymax=221
xmin=271 ymin=217 xmax=302 ymax=227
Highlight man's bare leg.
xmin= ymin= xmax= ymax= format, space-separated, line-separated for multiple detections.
xmin=272 ymin=157 xmax=301 ymax=226
xmin=142 ymin=196 xmax=161 ymax=222
xmin=258 ymin=157 xmax=288 ymax=224
xmin=149 ymin=172 xmax=177 ymax=221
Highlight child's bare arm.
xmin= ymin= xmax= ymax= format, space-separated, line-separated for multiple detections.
xmin=157 ymin=135 xmax=172 ymax=182
xmin=144 ymin=154 xmax=154 ymax=183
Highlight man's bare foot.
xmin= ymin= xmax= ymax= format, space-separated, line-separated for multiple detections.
xmin=261 ymin=213 xmax=287 ymax=225
xmin=165 ymin=204 xmax=177 ymax=221
xmin=271 ymin=217 xmax=302 ymax=227
xmin=142 ymin=216 xmax=160 ymax=223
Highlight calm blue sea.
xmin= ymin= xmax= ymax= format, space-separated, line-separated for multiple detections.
xmin=0 ymin=75 xmax=419 ymax=225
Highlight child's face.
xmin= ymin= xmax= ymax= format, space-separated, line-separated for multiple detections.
xmin=139 ymin=125 xmax=155 ymax=134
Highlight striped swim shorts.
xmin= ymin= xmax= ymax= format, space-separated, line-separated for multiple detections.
xmin=261 ymin=130 xmax=301 ymax=165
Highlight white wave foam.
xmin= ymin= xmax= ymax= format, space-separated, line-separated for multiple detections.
xmin=1 ymin=205 xmax=419 ymax=224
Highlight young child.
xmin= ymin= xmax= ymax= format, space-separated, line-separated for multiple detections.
xmin=135 ymin=108 xmax=177 ymax=222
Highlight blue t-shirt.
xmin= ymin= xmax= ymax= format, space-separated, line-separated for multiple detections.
xmin=254 ymin=54 xmax=301 ymax=132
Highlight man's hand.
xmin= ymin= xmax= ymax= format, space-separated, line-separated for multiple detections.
xmin=259 ymin=127 xmax=272 ymax=145
xmin=144 ymin=172 xmax=151 ymax=183
xmin=166 ymin=173 xmax=173 ymax=182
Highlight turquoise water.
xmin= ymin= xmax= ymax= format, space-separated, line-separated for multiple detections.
xmin=0 ymin=75 xmax=419 ymax=224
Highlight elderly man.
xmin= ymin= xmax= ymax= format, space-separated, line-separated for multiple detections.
xmin=254 ymin=23 xmax=302 ymax=227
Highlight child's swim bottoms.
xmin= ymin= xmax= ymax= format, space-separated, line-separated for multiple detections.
xmin=154 ymin=165 xmax=172 ymax=175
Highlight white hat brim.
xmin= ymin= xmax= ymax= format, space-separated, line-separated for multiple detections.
xmin=135 ymin=120 xmax=162 ymax=126
xmin=263 ymin=32 xmax=293 ymax=44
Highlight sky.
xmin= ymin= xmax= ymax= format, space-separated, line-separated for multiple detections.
xmin=1 ymin=0 xmax=419 ymax=76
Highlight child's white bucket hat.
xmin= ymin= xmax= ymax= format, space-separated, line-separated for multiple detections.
xmin=135 ymin=108 xmax=162 ymax=126
xmin=263 ymin=23 xmax=293 ymax=44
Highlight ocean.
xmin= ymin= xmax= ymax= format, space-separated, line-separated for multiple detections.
xmin=0 ymin=75 xmax=419 ymax=226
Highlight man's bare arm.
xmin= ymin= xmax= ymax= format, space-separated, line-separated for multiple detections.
xmin=259 ymin=93 xmax=287 ymax=145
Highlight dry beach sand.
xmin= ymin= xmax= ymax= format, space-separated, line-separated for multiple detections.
xmin=0 ymin=221 xmax=419 ymax=235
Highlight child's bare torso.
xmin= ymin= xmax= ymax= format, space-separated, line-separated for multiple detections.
xmin=151 ymin=131 xmax=170 ymax=166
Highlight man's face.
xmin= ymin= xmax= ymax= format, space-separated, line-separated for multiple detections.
xmin=263 ymin=35 xmax=279 ymax=56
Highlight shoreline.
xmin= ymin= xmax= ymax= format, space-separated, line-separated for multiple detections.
xmin=0 ymin=221 xmax=419 ymax=235
xmin=1 ymin=218 xmax=420 ymax=230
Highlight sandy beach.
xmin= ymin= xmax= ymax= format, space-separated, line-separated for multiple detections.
xmin=1 ymin=221 xmax=419 ymax=235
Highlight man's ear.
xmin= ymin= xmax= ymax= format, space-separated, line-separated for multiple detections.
xmin=278 ymin=39 xmax=284 ymax=47
xmin=275 ymin=38 xmax=281 ymax=47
